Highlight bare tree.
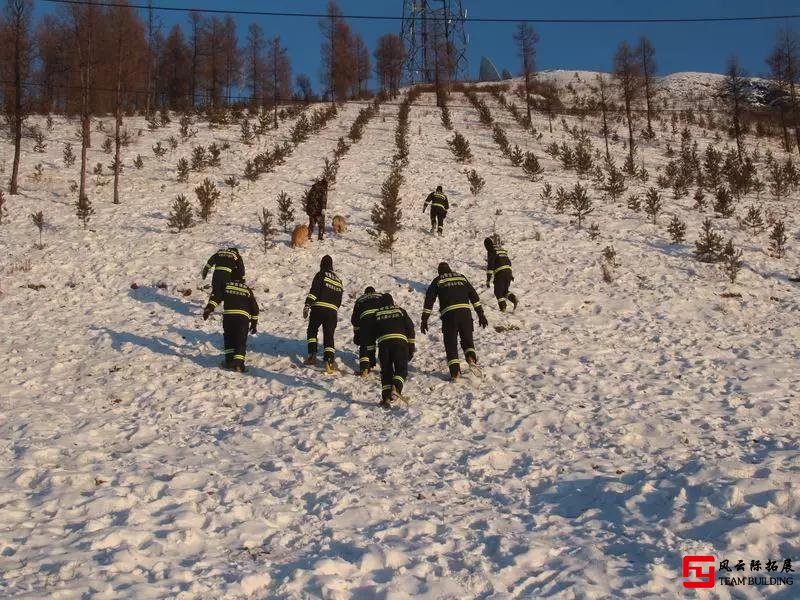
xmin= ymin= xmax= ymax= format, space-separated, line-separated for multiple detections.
xmin=374 ymin=33 xmax=404 ymax=98
xmin=719 ymin=55 xmax=749 ymax=163
xmin=639 ymin=36 xmax=657 ymax=138
xmin=265 ymin=36 xmax=291 ymax=128
xmin=352 ymin=33 xmax=370 ymax=97
xmin=596 ymin=73 xmax=612 ymax=161
xmin=768 ymin=29 xmax=800 ymax=156
xmin=613 ymin=41 xmax=642 ymax=169
xmin=221 ymin=16 xmax=240 ymax=105
xmin=296 ymin=73 xmax=313 ymax=103
xmin=245 ymin=23 xmax=265 ymax=106
xmin=320 ymin=1 xmax=355 ymax=102
xmin=513 ymin=22 xmax=539 ymax=126
xmin=188 ymin=10 xmax=202 ymax=107
xmin=3 ymin=0 xmax=33 ymax=196
xmin=144 ymin=0 xmax=159 ymax=117
xmin=767 ymin=40 xmax=793 ymax=152
xmin=159 ymin=24 xmax=190 ymax=110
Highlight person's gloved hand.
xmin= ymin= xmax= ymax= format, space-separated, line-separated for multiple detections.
xmin=478 ymin=312 xmax=488 ymax=329
xmin=250 ymin=323 xmax=257 ymax=334
xmin=420 ymin=317 xmax=428 ymax=334
xmin=303 ymin=305 xmax=310 ymax=319
xmin=203 ymin=307 xmax=211 ymax=321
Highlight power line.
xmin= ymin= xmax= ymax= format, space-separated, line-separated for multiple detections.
xmin=41 ymin=0 xmax=800 ymax=25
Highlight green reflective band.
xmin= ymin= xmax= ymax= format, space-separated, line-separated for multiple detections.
xmin=382 ymin=385 xmax=392 ymax=391
xmin=233 ymin=354 xmax=245 ymax=361
xmin=431 ymin=203 xmax=446 ymax=210
xmin=360 ymin=308 xmax=378 ymax=318
xmin=438 ymin=276 xmax=466 ymax=284
xmin=306 ymin=293 xmax=317 ymax=300
xmin=422 ymin=308 xmax=432 ymax=315
xmin=224 ymin=349 xmax=234 ymax=354
xmin=440 ymin=303 xmax=471 ymax=315
xmin=324 ymin=347 xmax=335 ymax=352
xmin=226 ymin=285 xmax=250 ymax=293
xmin=448 ymin=358 xmax=460 ymax=366
xmin=208 ymin=300 xmax=218 ymax=308
xmin=360 ymin=357 xmax=371 ymax=363
xmin=392 ymin=375 xmax=405 ymax=383
xmin=377 ymin=333 xmax=408 ymax=344
xmin=214 ymin=266 xmax=232 ymax=273
xmin=324 ymin=277 xmax=343 ymax=288
xmin=313 ymin=302 xmax=339 ymax=311
xmin=465 ymin=348 xmax=476 ymax=355
xmin=308 ymin=338 xmax=317 ymax=343
xmin=472 ymin=301 xmax=482 ymax=308
xmin=494 ymin=265 xmax=512 ymax=274
xmin=408 ymin=339 xmax=416 ymax=345
xmin=251 ymin=315 xmax=259 ymax=320
xmin=224 ymin=309 xmax=252 ymax=318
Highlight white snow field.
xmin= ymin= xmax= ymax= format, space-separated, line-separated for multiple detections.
xmin=1 ymin=73 xmax=799 ymax=599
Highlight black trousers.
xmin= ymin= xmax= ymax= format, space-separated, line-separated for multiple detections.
xmin=359 ymin=338 xmax=377 ymax=369
xmin=430 ymin=207 xmax=446 ymax=233
xmin=307 ymin=307 xmax=337 ymax=362
xmin=211 ymin=271 xmax=231 ymax=302
xmin=493 ymin=270 xmax=517 ymax=312
xmin=223 ymin=315 xmax=249 ymax=367
xmin=379 ymin=340 xmax=409 ymax=400
xmin=442 ymin=309 xmax=477 ymax=377
xmin=308 ymin=213 xmax=325 ymax=240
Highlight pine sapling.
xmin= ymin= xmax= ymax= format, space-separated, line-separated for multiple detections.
xmin=32 ymin=164 xmax=44 ymax=183
xmin=370 ymin=166 xmax=404 ymax=263
xmin=694 ymin=217 xmax=724 ymax=262
xmin=177 ymin=158 xmax=190 ymax=182
xmin=554 ymin=186 xmax=569 ymax=213
xmin=101 ymin=137 xmax=112 ymax=153
xmin=522 ymin=152 xmax=544 ymax=182
xmin=0 ymin=190 xmax=7 ymax=225
xmin=768 ymin=220 xmax=787 ymax=258
xmin=63 ymin=143 xmax=76 ymax=167
xmin=207 ymin=143 xmax=222 ymax=168
xmin=721 ymin=239 xmax=743 ymax=283
xmin=441 ymin=104 xmax=453 ymax=130
xmin=152 ymin=141 xmax=167 ymax=157
xmin=167 ymin=194 xmax=194 ymax=231
xmin=224 ymin=175 xmax=239 ymax=201
xmin=569 ymin=182 xmax=593 ymax=228
xmin=194 ymin=178 xmax=220 ymax=222
xmin=322 ymin=157 xmax=339 ymax=186
xmin=191 ymin=146 xmax=207 ymax=171
xmin=33 ymin=128 xmax=47 ymax=152
xmin=644 ymin=187 xmax=662 ymax=224
xmin=741 ymin=205 xmax=764 ymax=236
xmin=466 ymin=169 xmax=485 ymax=195
xmin=667 ymin=215 xmax=687 ymax=244
xmin=627 ymin=194 xmax=641 ymax=212
xmin=588 ymin=223 xmax=600 ymax=240
xmin=713 ymin=187 xmax=735 ymax=218
xmin=75 ymin=194 xmax=94 ymax=229
xmin=693 ymin=188 xmax=706 ymax=211
xmin=257 ymin=207 xmax=277 ymax=252
xmin=540 ymin=182 xmax=553 ymax=202
xmin=601 ymin=159 xmax=627 ymax=201
xmin=447 ymin=132 xmax=473 ymax=162
xmin=277 ymin=191 xmax=294 ymax=232
xmin=509 ymin=145 xmax=524 ymax=167
xmin=133 ymin=154 xmax=144 ymax=169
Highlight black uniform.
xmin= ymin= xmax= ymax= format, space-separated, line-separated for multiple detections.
xmin=305 ymin=179 xmax=328 ymax=241
xmin=350 ymin=288 xmax=383 ymax=370
xmin=422 ymin=262 xmax=487 ymax=378
xmin=202 ymin=248 xmax=245 ymax=301
xmin=485 ymin=238 xmax=518 ymax=312
xmin=305 ymin=255 xmax=343 ymax=364
xmin=204 ymin=279 xmax=259 ymax=370
xmin=362 ymin=294 xmax=415 ymax=403
xmin=423 ymin=189 xmax=449 ymax=235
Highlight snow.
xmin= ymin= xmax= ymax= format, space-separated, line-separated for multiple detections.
xmin=1 ymin=74 xmax=799 ymax=598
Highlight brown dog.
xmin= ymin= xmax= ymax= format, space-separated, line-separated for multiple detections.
xmin=332 ymin=215 xmax=347 ymax=234
xmin=291 ymin=224 xmax=310 ymax=248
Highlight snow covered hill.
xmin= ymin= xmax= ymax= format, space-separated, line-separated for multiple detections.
xmin=1 ymin=79 xmax=799 ymax=598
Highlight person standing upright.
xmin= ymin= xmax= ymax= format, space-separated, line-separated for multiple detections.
xmin=303 ymin=254 xmax=343 ymax=373
xmin=423 ymin=185 xmax=449 ymax=236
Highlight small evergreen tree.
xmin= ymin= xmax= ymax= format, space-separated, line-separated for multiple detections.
xmin=370 ymin=166 xmax=404 ymax=263
xmin=33 ymin=128 xmax=47 ymax=152
xmin=257 ymin=207 xmax=277 ymax=252
xmin=334 ymin=137 xmax=350 ymax=159
xmin=574 ymin=142 xmax=594 ymax=175
xmin=30 ymin=211 xmax=45 ymax=248
xmin=554 ymin=186 xmax=569 ymax=213
xmin=768 ymin=220 xmax=787 ymax=258
xmin=177 ymin=158 xmax=190 ymax=182
xmin=569 ymin=182 xmax=593 ymax=228
xmin=243 ymin=160 xmax=258 ymax=182
xmin=290 ymin=114 xmax=310 ymax=145
xmin=441 ymin=104 xmax=453 ymax=130
xmin=627 ymin=194 xmax=641 ymax=212
xmin=168 ymin=135 xmax=178 ymax=150
xmin=447 ymin=132 xmax=473 ymax=162
xmin=133 ymin=154 xmax=144 ymax=169
xmin=224 ymin=175 xmax=239 ymax=201
xmin=322 ymin=157 xmax=339 ymax=185
xmin=0 ymin=190 xmax=7 ymax=225
xmin=191 ymin=146 xmax=207 ymax=171
xmin=601 ymin=160 xmax=627 ymax=201
xmin=207 ymin=143 xmax=222 ymax=168
xmin=539 ymin=182 xmax=553 ymax=202
xmin=713 ymin=186 xmax=735 ymax=218
xmin=152 ymin=141 xmax=167 ymax=157
xmin=75 ymin=193 xmax=94 ymax=228
xmin=167 ymin=194 xmax=194 ymax=231
xmin=643 ymin=187 xmax=662 ymax=224
xmin=277 ymin=191 xmax=294 ymax=231
xmin=667 ymin=215 xmax=687 ymax=243
xmin=241 ymin=118 xmax=255 ymax=145
xmin=693 ymin=188 xmax=706 ymax=211
xmin=768 ymin=161 xmax=790 ymax=200
xmin=194 ymin=178 xmax=220 ymax=222
xmin=466 ymin=169 xmax=485 ymax=195
xmin=63 ymin=143 xmax=76 ymax=166
xmin=741 ymin=205 xmax=764 ymax=236
xmin=695 ymin=217 xmax=724 ymax=262
xmin=509 ymin=145 xmax=524 ymax=167
xmin=522 ymin=152 xmax=544 ymax=181
xmin=101 ymin=137 xmax=112 ymax=153
xmin=721 ymin=238 xmax=743 ymax=283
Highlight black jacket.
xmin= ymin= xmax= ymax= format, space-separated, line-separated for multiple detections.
xmin=305 ymin=180 xmax=328 ymax=216
xmin=363 ymin=304 xmax=416 ymax=353
xmin=351 ymin=292 xmax=384 ymax=343
xmin=423 ymin=271 xmax=484 ymax=320
xmin=205 ymin=279 xmax=259 ymax=328
xmin=424 ymin=191 xmax=449 ymax=212
xmin=305 ymin=269 xmax=343 ymax=312
xmin=203 ymin=249 xmax=245 ymax=280
xmin=486 ymin=246 xmax=513 ymax=284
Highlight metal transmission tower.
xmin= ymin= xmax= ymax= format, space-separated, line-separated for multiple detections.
xmin=401 ymin=0 xmax=468 ymax=85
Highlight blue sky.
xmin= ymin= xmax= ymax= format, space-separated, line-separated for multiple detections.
xmin=37 ymin=0 xmax=800 ymax=92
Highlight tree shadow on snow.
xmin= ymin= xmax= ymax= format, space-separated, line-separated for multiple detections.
xmin=128 ymin=287 xmax=202 ymax=317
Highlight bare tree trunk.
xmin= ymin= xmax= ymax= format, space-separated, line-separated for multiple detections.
xmin=9 ymin=3 xmax=23 ymax=195
xmin=145 ymin=1 xmax=153 ymax=117
xmin=625 ymin=96 xmax=634 ymax=166
xmin=524 ymin=72 xmax=531 ymax=125
xmin=779 ymin=104 xmax=791 ymax=152
xmin=113 ymin=24 xmax=123 ymax=205
xmin=790 ymin=79 xmax=800 ymax=157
